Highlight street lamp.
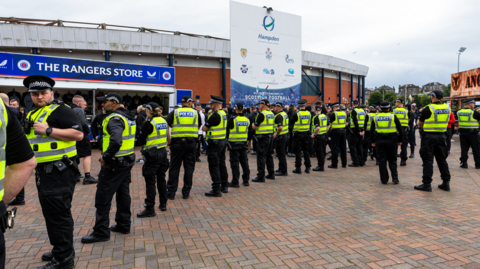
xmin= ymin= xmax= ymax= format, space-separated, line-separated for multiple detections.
xmin=457 ymin=47 xmax=466 ymax=73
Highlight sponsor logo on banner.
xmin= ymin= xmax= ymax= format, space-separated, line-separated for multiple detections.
xmin=263 ymin=69 xmax=270 ymax=74
xmin=240 ymin=49 xmax=247 ymax=59
xmin=285 ymin=68 xmax=294 ymax=77
xmin=288 ymin=68 xmax=294 ymax=74
xmin=270 ymin=69 xmax=275 ymax=75
xmin=262 ymin=16 xmax=275 ymax=31
xmin=162 ymin=71 xmax=171 ymax=80
xmin=18 ymin=60 xmax=31 ymax=71
xmin=265 ymin=48 xmax=272 ymax=60
xmin=285 ymin=55 xmax=294 ymax=63
xmin=241 ymin=65 xmax=248 ymax=73
xmin=147 ymin=71 xmax=157 ymax=79
xmin=0 ymin=60 xmax=7 ymax=69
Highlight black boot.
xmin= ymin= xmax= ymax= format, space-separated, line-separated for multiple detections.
xmin=7 ymin=198 xmax=25 ymax=206
xmin=137 ymin=209 xmax=156 ymax=218
xmin=305 ymin=167 xmax=310 ymax=173
xmin=292 ymin=168 xmax=302 ymax=174
xmin=265 ymin=174 xmax=275 ymax=180
xmin=400 ymin=161 xmax=406 ymax=166
xmin=83 ymin=176 xmax=98 ymax=185
xmin=460 ymin=162 xmax=468 ymax=169
xmin=274 ymin=171 xmax=288 ymax=176
xmin=414 ymin=184 xmax=432 ymax=192
xmin=243 ymin=181 xmax=250 ymax=186
xmin=37 ymin=252 xmax=75 ymax=269
xmin=159 ymin=203 xmax=167 ymax=211
xmin=252 ymin=177 xmax=265 ymax=183
xmin=110 ymin=224 xmax=130 ymax=234
xmin=348 ymin=163 xmax=359 ymax=167
xmin=41 ymin=252 xmax=53 ymax=262
xmin=228 ymin=182 xmax=240 ymax=188
xmin=81 ymin=234 xmax=110 ymax=243
xmin=438 ymin=182 xmax=450 ymax=191
xmin=205 ymin=190 xmax=222 ymax=197
xmin=328 ymin=164 xmax=337 ymax=169
xmin=221 ymin=186 xmax=228 ymax=193
xmin=312 ymin=166 xmax=324 ymax=171
xmin=409 ymin=153 xmax=415 ymax=158
xmin=393 ymin=179 xmax=399 ymax=184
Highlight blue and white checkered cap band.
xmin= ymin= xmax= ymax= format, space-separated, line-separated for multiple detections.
xmin=106 ymin=96 xmax=120 ymax=103
xmin=145 ymin=104 xmax=153 ymax=110
xmin=29 ymin=81 xmax=52 ymax=89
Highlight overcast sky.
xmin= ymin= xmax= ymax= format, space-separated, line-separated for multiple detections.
xmin=2 ymin=0 xmax=479 ymax=90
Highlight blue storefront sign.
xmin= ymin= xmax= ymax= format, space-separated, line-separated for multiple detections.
xmin=0 ymin=52 xmax=175 ymax=86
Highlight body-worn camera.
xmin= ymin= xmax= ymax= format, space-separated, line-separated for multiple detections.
xmin=24 ymin=120 xmax=34 ymax=134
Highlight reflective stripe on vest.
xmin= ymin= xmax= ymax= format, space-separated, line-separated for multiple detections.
xmin=331 ymin=111 xmax=346 ymax=129
xmin=274 ymin=112 xmax=289 ymax=135
xmin=457 ymin=109 xmax=478 ymax=129
xmin=171 ymin=107 xmax=198 ymax=138
xmin=102 ymin=113 xmax=136 ymax=157
xmin=144 ymin=117 xmax=168 ymax=149
xmin=311 ymin=114 xmax=328 ymax=135
xmin=255 ymin=110 xmax=274 ymax=134
xmin=350 ymin=108 xmax=366 ymax=128
xmin=0 ymin=101 xmax=8 ymax=202
xmin=228 ymin=116 xmax=249 ymax=142
xmin=394 ymin=107 xmax=409 ymax=127
xmin=207 ymin=110 xmax=227 ymax=139
xmin=366 ymin=114 xmax=373 ymax=131
xmin=294 ymin=110 xmax=311 ymax=132
xmin=374 ymin=113 xmax=396 ymax=133
xmin=423 ymin=104 xmax=450 ymax=132
xmin=26 ymin=104 xmax=77 ymax=163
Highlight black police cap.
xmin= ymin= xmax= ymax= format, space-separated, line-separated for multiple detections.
xmin=209 ymin=95 xmax=224 ymax=104
xmin=181 ymin=95 xmax=194 ymax=103
xmin=379 ymin=101 xmax=391 ymax=108
xmin=96 ymin=92 xmax=122 ymax=104
xmin=297 ymin=99 xmax=307 ymax=105
xmin=428 ymin=90 xmax=444 ymax=99
xmin=234 ymin=102 xmax=244 ymax=110
xmin=256 ymin=99 xmax=269 ymax=105
xmin=463 ymin=98 xmax=475 ymax=105
xmin=145 ymin=102 xmax=160 ymax=111
xmin=23 ymin=75 xmax=55 ymax=92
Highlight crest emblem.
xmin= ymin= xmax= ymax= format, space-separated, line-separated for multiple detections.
xmin=452 ymin=73 xmax=461 ymax=91
xmin=240 ymin=49 xmax=247 ymax=59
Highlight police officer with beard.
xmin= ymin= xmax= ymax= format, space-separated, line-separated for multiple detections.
xmin=23 ymin=75 xmax=83 ymax=269
xmin=370 ymin=101 xmax=403 ymax=184
xmin=273 ymin=102 xmax=289 ymax=176
xmin=204 ymin=95 xmax=229 ymax=196
xmin=83 ymin=93 xmax=136 ymax=243
xmin=137 ymin=102 xmax=169 ymax=218
xmin=252 ymin=99 xmax=275 ymax=182
xmin=227 ymin=103 xmax=251 ymax=187
xmin=311 ymin=106 xmax=328 ymax=171
xmin=290 ymin=99 xmax=312 ymax=174
xmin=457 ymin=98 xmax=480 ymax=169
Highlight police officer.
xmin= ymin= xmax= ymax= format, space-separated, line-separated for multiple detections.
xmin=457 ymin=98 xmax=480 ymax=168
xmin=227 ymin=103 xmax=250 ymax=187
xmin=273 ymin=102 xmax=289 ymax=176
xmin=328 ymin=103 xmax=347 ymax=168
xmin=23 ymin=75 xmax=83 ymax=268
xmin=252 ymin=99 xmax=275 ymax=182
xmin=406 ymin=104 xmax=416 ymax=158
xmin=137 ymin=102 xmax=169 ymax=218
xmin=414 ymin=90 xmax=451 ymax=192
xmin=203 ymin=95 xmax=229 ymax=196
xmin=371 ymin=101 xmax=403 ymax=184
xmin=393 ymin=99 xmax=410 ymax=166
xmin=290 ymin=99 xmax=311 ymax=174
xmin=82 ymin=93 xmax=136 ymax=243
xmin=347 ymin=100 xmax=366 ymax=167
xmin=361 ymin=105 xmax=373 ymax=163
xmin=311 ymin=106 xmax=328 ymax=171
xmin=166 ymin=96 xmax=200 ymax=200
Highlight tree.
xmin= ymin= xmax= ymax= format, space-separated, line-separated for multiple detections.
xmin=367 ymin=87 xmax=396 ymax=105
xmin=443 ymin=84 xmax=451 ymax=98
xmin=368 ymin=91 xmax=383 ymax=105
xmin=412 ymin=93 xmax=431 ymax=108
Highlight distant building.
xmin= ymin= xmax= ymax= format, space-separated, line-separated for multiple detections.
xmin=398 ymin=84 xmax=421 ymax=96
xmin=365 ymin=87 xmax=374 ymax=101
xmin=422 ymin=82 xmax=446 ymax=92
xmin=375 ymin=85 xmax=395 ymax=93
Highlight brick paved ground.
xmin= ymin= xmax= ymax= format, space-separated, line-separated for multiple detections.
xmin=6 ymin=134 xmax=480 ymax=269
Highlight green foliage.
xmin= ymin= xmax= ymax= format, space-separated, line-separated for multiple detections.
xmin=443 ymin=85 xmax=451 ymax=98
xmin=367 ymin=87 xmax=397 ymax=105
xmin=412 ymin=94 xmax=432 ymax=108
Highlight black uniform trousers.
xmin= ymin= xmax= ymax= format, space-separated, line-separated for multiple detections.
xmin=408 ymin=126 xmax=416 ymax=154
xmin=459 ymin=130 xmax=480 ymax=167
xmin=229 ymin=142 xmax=250 ymax=185
xmin=362 ymin=131 xmax=371 ymax=162
xmin=0 ymin=229 xmax=4 ymax=267
xmin=167 ymin=138 xmax=196 ymax=196
xmin=314 ymin=134 xmax=326 ymax=168
xmin=375 ymin=134 xmax=398 ymax=183
xmin=142 ymin=147 xmax=168 ymax=210
xmin=275 ymin=134 xmax=288 ymax=173
xmin=207 ymin=139 xmax=228 ymax=191
xmin=196 ymin=134 xmax=204 ymax=158
xmin=347 ymin=132 xmax=364 ymax=166
xmin=446 ymin=128 xmax=453 ymax=153
xmin=399 ymin=127 xmax=409 ymax=161
xmin=288 ymin=127 xmax=295 ymax=154
xmin=35 ymin=162 xmax=77 ymax=260
xmin=330 ymin=129 xmax=347 ymax=167
xmin=294 ymin=132 xmax=311 ymax=169
xmin=256 ymin=134 xmax=274 ymax=178
xmin=420 ymin=132 xmax=451 ymax=184
xmin=93 ymin=162 xmax=133 ymax=238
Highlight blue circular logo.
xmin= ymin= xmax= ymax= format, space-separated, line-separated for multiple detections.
xmin=162 ymin=71 xmax=171 ymax=81
xmin=17 ymin=60 xmax=31 ymax=71
xmin=263 ymin=16 xmax=275 ymax=31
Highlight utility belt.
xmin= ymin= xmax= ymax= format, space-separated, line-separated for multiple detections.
xmin=171 ymin=137 xmax=196 ymax=145
xmin=205 ymin=138 xmax=225 ymax=147
xmin=36 ymin=156 xmax=80 ymax=175
xmin=254 ymin=133 xmax=272 ymax=142
xmin=459 ymin=128 xmax=479 ymax=134
xmin=0 ymin=201 xmax=16 ymax=233
xmin=314 ymin=134 xmax=326 ymax=140
xmin=141 ymin=147 xmax=165 ymax=162
xmin=104 ymin=154 xmax=136 ymax=170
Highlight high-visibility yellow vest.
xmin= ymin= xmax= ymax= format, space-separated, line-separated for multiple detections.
xmin=457 ymin=109 xmax=479 ymax=129
xmin=423 ymin=104 xmax=450 ymax=133
xmin=394 ymin=107 xmax=409 ymax=127
xmin=207 ymin=110 xmax=227 ymax=139
xmin=274 ymin=111 xmax=289 ymax=135
xmin=331 ymin=111 xmax=346 ymax=129
xmin=255 ymin=110 xmax=274 ymax=134
xmin=350 ymin=108 xmax=366 ymax=128
xmin=171 ymin=107 xmax=198 ymax=138
xmin=312 ymin=114 xmax=328 ymax=135
xmin=374 ymin=112 xmax=397 ymax=133
xmin=293 ymin=110 xmax=311 ymax=132
xmin=366 ymin=114 xmax=374 ymax=131
xmin=0 ymin=101 xmax=8 ymax=202
xmin=144 ymin=116 xmax=167 ymax=149
xmin=228 ymin=115 xmax=249 ymax=142
xmin=102 ymin=113 xmax=136 ymax=157
xmin=26 ymin=104 xmax=77 ymax=163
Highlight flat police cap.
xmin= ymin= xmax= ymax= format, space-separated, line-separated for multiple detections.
xmin=145 ymin=102 xmax=160 ymax=111
xmin=181 ymin=95 xmax=194 ymax=103
xmin=256 ymin=99 xmax=269 ymax=105
xmin=463 ymin=98 xmax=475 ymax=105
xmin=234 ymin=102 xmax=244 ymax=110
xmin=96 ymin=92 xmax=122 ymax=104
xmin=427 ymin=90 xmax=443 ymax=99
xmin=297 ymin=99 xmax=307 ymax=105
xmin=331 ymin=102 xmax=340 ymax=108
xmin=209 ymin=95 xmax=224 ymax=104
xmin=379 ymin=101 xmax=391 ymax=109
xmin=396 ymin=99 xmax=403 ymax=103
xmin=275 ymin=102 xmax=283 ymax=107
xmin=368 ymin=105 xmax=375 ymax=109
xmin=23 ymin=75 xmax=55 ymax=92
xmin=315 ymin=105 xmax=322 ymax=111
